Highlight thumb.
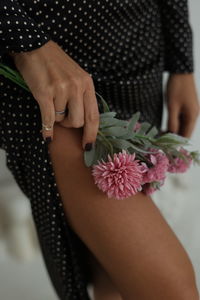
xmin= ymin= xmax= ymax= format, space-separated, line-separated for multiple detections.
xmin=39 ymin=99 xmax=56 ymax=142
xmin=167 ymin=105 xmax=180 ymax=134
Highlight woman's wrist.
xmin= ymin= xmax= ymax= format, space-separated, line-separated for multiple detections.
xmin=8 ymin=40 xmax=55 ymax=63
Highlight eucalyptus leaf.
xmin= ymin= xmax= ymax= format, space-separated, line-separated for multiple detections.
xmin=137 ymin=122 xmax=152 ymax=135
xmin=92 ymin=140 xmax=108 ymax=164
xmin=128 ymin=112 xmax=140 ymax=131
xmin=156 ymin=133 xmax=190 ymax=146
xmin=99 ymin=118 xmax=129 ymax=129
xmin=145 ymin=126 xmax=158 ymax=138
xmin=129 ymin=143 xmax=155 ymax=154
xmin=84 ymin=144 xmax=96 ymax=167
xmin=110 ymin=138 xmax=154 ymax=154
xmin=100 ymin=111 xmax=117 ymax=119
xmin=121 ymin=112 xmax=140 ymax=139
xmin=99 ymin=117 xmax=119 ymax=128
xmin=110 ymin=139 xmax=134 ymax=150
xmin=95 ymin=91 xmax=110 ymax=112
xmin=102 ymin=126 xmax=128 ymax=137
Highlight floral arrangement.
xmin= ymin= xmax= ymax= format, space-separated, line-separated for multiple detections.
xmin=0 ymin=63 xmax=200 ymax=200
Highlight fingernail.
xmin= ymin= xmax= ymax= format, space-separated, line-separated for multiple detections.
xmin=45 ymin=136 xmax=52 ymax=145
xmin=84 ymin=143 xmax=93 ymax=151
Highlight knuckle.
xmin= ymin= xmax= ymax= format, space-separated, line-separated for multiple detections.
xmin=54 ymin=79 xmax=68 ymax=92
xmin=35 ymin=87 xmax=53 ymax=103
xmin=43 ymin=117 xmax=55 ymax=125
xmin=71 ymin=119 xmax=84 ymax=128
xmin=43 ymin=113 xmax=55 ymax=125
xmin=69 ymin=77 xmax=82 ymax=90
xmin=87 ymin=112 xmax=100 ymax=123
xmin=83 ymin=73 xmax=93 ymax=86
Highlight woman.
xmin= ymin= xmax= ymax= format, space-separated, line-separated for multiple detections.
xmin=0 ymin=0 xmax=199 ymax=299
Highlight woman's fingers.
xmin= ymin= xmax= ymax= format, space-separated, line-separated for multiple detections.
xmin=178 ymin=110 xmax=199 ymax=138
xmin=59 ymin=76 xmax=100 ymax=150
xmin=82 ymin=84 xmax=100 ymax=150
xmin=166 ymin=73 xmax=200 ymax=138
xmin=53 ymin=83 xmax=69 ymax=123
xmin=59 ymin=87 xmax=85 ymax=129
xmin=167 ymin=103 xmax=180 ymax=134
xmin=38 ymin=96 xmax=56 ymax=141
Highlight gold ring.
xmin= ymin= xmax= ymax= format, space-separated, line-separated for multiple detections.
xmin=42 ymin=123 xmax=53 ymax=131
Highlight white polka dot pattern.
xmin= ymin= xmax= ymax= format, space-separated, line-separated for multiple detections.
xmin=0 ymin=0 xmax=51 ymax=55
xmin=159 ymin=0 xmax=194 ymax=73
xmin=0 ymin=1 xmax=194 ymax=299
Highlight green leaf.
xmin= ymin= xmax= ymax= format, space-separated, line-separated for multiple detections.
xmin=190 ymin=151 xmax=200 ymax=165
xmin=110 ymin=138 xmax=155 ymax=154
xmin=100 ymin=111 xmax=117 ymax=119
xmin=137 ymin=122 xmax=152 ymax=135
xmin=99 ymin=118 xmax=129 ymax=129
xmin=102 ymin=126 xmax=128 ymax=137
xmin=128 ymin=112 xmax=140 ymax=131
xmin=122 ymin=112 xmax=140 ymax=139
xmin=0 ymin=63 xmax=30 ymax=92
xmin=110 ymin=139 xmax=134 ymax=150
xmin=156 ymin=133 xmax=190 ymax=146
xmin=145 ymin=126 xmax=158 ymax=138
xmin=95 ymin=91 xmax=110 ymax=112
xmin=129 ymin=143 xmax=155 ymax=154
xmin=84 ymin=143 xmax=96 ymax=167
xmin=93 ymin=140 xmax=109 ymax=164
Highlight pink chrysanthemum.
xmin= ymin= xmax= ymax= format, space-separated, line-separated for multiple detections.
xmin=142 ymin=148 xmax=169 ymax=184
xmin=92 ymin=150 xmax=147 ymax=200
xmin=168 ymin=147 xmax=192 ymax=173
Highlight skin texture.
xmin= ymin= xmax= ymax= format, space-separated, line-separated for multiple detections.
xmin=165 ymin=73 xmax=200 ymax=138
xmin=10 ymin=41 xmax=200 ymax=299
xmin=47 ymin=123 xmax=199 ymax=300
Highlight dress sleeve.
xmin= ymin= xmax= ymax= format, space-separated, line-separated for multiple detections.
xmin=158 ymin=0 xmax=194 ymax=74
xmin=0 ymin=0 xmax=51 ymax=63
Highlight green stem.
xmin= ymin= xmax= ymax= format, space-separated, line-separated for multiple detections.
xmin=98 ymin=130 xmax=114 ymax=156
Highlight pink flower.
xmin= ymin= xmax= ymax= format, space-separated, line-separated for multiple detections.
xmin=92 ymin=150 xmax=147 ymax=200
xmin=143 ymin=180 xmax=165 ymax=196
xmin=142 ymin=148 xmax=169 ymax=184
xmin=168 ymin=147 xmax=192 ymax=173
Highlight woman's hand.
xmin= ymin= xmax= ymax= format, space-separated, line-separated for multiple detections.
xmin=165 ymin=73 xmax=200 ymax=138
xmin=9 ymin=40 xmax=100 ymax=150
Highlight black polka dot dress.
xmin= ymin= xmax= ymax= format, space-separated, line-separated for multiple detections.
xmin=0 ymin=1 xmax=194 ymax=299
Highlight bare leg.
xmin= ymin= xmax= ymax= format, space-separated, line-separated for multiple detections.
xmin=48 ymin=123 xmax=199 ymax=300
xmin=87 ymin=250 xmax=123 ymax=300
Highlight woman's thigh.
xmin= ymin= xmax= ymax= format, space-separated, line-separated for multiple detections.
xmin=48 ymin=123 xmax=199 ymax=300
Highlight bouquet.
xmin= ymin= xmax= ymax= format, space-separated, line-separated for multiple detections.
xmin=1 ymin=63 xmax=200 ymax=199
